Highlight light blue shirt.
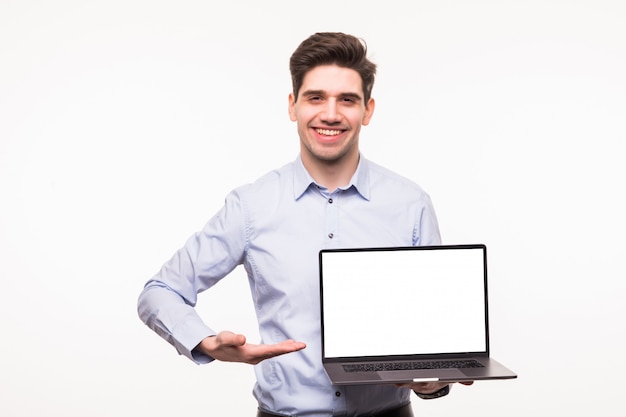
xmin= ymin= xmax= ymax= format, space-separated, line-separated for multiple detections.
xmin=138 ymin=155 xmax=441 ymax=417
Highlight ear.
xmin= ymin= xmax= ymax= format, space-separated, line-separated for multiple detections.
xmin=288 ymin=93 xmax=297 ymax=122
xmin=361 ymin=98 xmax=375 ymax=126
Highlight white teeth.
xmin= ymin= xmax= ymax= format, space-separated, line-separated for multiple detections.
xmin=316 ymin=128 xmax=342 ymax=136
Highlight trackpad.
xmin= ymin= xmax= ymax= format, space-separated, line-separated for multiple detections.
xmin=378 ymin=369 xmax=465 ymax=381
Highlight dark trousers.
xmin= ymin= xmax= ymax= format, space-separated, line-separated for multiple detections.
xmin=257 ymin=402 xmax=414 ymax=417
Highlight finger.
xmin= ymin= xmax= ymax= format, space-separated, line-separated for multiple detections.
xmin=231 ymin=333 xmax=247 ymax=346
xmin=259 ymin=340 xmax=306 ymax=356
xmin=246 ymin=340 xmax=306 ymax=363
xmin=278 ymin=339 xmax=307 ymax=351
xmin=217 ymin=331 xmax=247 ymax=347
xmin=394 ymin=382 xmax=443 ymax=392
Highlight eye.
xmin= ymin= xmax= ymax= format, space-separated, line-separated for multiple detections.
xmin=340 ymin=96 xmax=359 ymax=104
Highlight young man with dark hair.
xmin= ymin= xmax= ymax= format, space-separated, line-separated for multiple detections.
xmin=138 ymin=32 xmax=470 ymax=417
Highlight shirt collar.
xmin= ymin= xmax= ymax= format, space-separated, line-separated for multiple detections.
xmin=293 ymin=154 xmax=371 ymax=201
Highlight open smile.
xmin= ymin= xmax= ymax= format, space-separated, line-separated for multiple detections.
xmin=314 ymin=128 xmax=344 ymax=136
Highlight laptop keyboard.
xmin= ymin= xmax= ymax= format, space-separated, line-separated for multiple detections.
xmin=343 ymin=359 xmax=484 ymax=373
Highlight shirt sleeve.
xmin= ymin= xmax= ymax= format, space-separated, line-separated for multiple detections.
xmin=414 ymin=193 xmax=442 ymax=246
xmin=137 ymin=190 xmax=247 ymax=363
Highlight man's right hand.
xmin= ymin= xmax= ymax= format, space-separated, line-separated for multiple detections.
xmin=196 ymin=331 xmax=306 ymax=365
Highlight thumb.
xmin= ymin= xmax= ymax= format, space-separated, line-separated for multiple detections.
xmin=232 ymin=333 xmax=247 ymax=346
xmin=218 ymin=331 xmax=246 ymax=347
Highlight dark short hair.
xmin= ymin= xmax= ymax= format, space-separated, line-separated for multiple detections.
xmin=289 ymin=32 xmax=377 ymax=103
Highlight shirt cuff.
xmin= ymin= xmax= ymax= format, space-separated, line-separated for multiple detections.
xmin=170 ymin=313 xmax=216 ymax=364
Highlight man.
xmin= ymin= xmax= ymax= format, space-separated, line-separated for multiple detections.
xmin=138 ymin=32 xmax=470 ymax=417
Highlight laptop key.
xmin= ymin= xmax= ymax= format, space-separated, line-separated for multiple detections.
xmin=343 ymin=359 xmax=484 ymax=373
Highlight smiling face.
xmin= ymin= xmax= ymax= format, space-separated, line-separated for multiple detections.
xmin=288 ymin=64 xmax=375 ymax=175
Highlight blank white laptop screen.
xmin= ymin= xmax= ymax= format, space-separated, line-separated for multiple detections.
xmin=321 ymin=246 xmax=487 ymax=358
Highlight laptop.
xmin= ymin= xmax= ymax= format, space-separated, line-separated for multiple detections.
xmin=319 ymin=243 xmax=517 ymax=385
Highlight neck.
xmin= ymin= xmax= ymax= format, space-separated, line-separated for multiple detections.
xmin=301 ymin=152 xmax=360 ymax=192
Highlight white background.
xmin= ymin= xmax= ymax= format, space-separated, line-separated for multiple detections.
xmin=1 ymin=1 xmax=624 ymax=416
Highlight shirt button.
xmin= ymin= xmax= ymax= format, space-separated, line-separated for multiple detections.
xmin=335 ymin=391 xmax=341 ymax=397
xmin=328 ymin=233 xmax=334 ymax=239
xmin=328 ymin=198 xmax=333 ymax=204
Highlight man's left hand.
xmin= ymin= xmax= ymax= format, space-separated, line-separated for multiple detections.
xmin=395 ymin=381 xmax=474 ymax=395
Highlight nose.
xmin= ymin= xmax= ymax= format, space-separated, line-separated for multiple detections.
xmin=320 ymin=99 xmax=341 ymax=124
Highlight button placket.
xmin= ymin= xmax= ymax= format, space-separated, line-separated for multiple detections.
xmin=325 ymin=192 xmax=339 ymax=245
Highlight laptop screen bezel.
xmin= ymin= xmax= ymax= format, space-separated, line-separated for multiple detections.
xmin=318 ymin=244 xmax=491 ymax=363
